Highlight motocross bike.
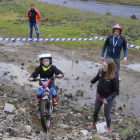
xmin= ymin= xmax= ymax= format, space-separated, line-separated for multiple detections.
xmin=30 ymin=75 xmax=62 ymax=131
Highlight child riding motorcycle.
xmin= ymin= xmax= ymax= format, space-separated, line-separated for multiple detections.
xmin=29 ymin=53 xmax=63 ymax=111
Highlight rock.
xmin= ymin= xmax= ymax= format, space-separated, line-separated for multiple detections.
xmin=6 ymin=127 xmax=13 ymax=132
xmin=21 ymin=63 xmax=24 ymax=65
xmin=26 ymin=135 xmax=33 ymax=139
xmin=76 ymin=90 xmax=84 ymax=97
xmin=21 ymin=66 xmax=25 ymax=69
xmin=59 ymin=124 xmax=69 ymax=129
xmin=118 ymin=105 xmax=125 ymax=110
xmin=14 ymin=110 xmax=19 ymax=116
xmin=87 ymin=116 xmax=91 ymax=120
xmin=76 ymin=60 xmax=79 ymax=63
xmin=64 ymin=93 xmax=73 ymax=98
xmin=0 ymin=133 xmax=3 ymax=137
xmin=18 ymin=107 xmax=26 ymax=115
xmin=7 ymin=115 xmax=14 ymax=121
xmin=112 ymin=133 xmax=120 ymax=138
xmin=18 ymin=125 xmax=32 ymax=134
xmin=75 ymin=76 xmax=79 ymax=80
xmin=70 ymin=112 xmax=73 ymax=114
xmin=79 ymin=130 xmax=89 ymax=136
xmin=14 ymin=21 xmax=21 ymax=24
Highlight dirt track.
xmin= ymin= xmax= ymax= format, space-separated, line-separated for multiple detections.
xmin=0 ymin=41 xmax=140 ymax=115
xmin=0 ymin=41 xmax=140 ymax=139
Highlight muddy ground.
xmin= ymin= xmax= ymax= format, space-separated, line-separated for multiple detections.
xmin=0 ymin=41 xmax=140 ymax=139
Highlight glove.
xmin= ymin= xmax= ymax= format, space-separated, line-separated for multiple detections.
xmin=58 ymin=74 xmax=63 ymax=78
xmin=28 ymin=77 xmax=33 ymax=82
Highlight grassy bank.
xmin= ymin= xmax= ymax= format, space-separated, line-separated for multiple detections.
xmin=93 ymin=0 xmax=140 ymax=6
xmin=0 ymin=0 xmax=140 ymax=48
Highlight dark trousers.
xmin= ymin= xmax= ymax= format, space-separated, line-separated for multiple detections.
xmin=93 ymin=98 xmax=113 ymax=128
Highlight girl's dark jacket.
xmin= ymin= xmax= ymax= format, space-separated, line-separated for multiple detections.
xmin=30 ymin=65 xmax=63 ymax=87
xmin=91 ymin=69 xmax=119 ymax=103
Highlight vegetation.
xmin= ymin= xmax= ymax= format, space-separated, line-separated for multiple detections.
xmin=0 ymin=0 xmax=140 ymax=48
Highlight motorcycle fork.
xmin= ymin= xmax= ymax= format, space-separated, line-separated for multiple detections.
xmin=48 ymin=94 xmax=52 ymax=115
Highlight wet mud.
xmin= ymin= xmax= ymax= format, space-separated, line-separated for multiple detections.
xmin=0 ymin=41 xmax=140 ymax=139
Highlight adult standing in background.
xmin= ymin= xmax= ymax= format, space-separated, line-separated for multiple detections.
xmin=101 ymin=24 xmax=127 ymax=79
xmin=27 ymin=4 xmax=41 ymax=40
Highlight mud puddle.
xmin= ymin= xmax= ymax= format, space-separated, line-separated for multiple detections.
xmin=125 ymin=63 xmax=140 ymax=72
xmin=0 ymin=57 xmax=140 ymax=116
xmin=0 ymin=62 xmax=36 ymax=86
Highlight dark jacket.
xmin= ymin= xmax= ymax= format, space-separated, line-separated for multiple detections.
xmin=30 ymin=65 xmax=63 ymax=87
xmin=91 ymin=69 xmax=119 ymax=103
xmin=101 ymin=35 xmax=127 ymax=59
xmin=27 ymin=8 xmax=41 ymax=23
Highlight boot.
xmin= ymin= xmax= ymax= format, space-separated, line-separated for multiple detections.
xmin=52 ymin=97 xmax=58 ymax=112
xmin=36 ymin=98 xmax=41 ymax=111
xmin=107 ymin=127 xmax=111 ymax=134
xmin=89 ymin=122 xmax=95 ymax=129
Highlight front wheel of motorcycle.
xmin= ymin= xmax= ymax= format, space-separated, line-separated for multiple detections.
xmin=40 ymin=99 xmax=51 ymax=131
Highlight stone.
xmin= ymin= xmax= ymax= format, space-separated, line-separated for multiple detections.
xmin=87 ymin=116 xmax=91 ymax=120
xmin=18 ymin=107 xmax=26 ymax=115
xmin=88 ymin=136 xmax=93 ymax=139
xmin=76 ymin=90 xmax=84 ymax=97
xmin=59 ymin=124 xmax=69 ymax=129
xmin=7 ymin=115 xmax=14 ymax=121
xmin=18 ymin=125 xmax=32 ymax=134
xmin=79 ymin=130 xmax=89 ymax=136
xmin=112 ymin=133 xmax=120 ymax=138
xmin=6 ymin=127 xmax=13 ymax=132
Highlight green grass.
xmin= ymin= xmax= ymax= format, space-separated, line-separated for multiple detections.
xmin=0 ymin=0 xmax=140 ymax=48
xmin=94 ymin=0 xmax=140 ymax=6
xmin=112 ymin=122 xmax=140 ymax=137
xmin=92 ymin=136 xmax=101 ymax=140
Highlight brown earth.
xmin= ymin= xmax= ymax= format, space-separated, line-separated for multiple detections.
xmin=0 ymin=41 xmax=140 ymax=139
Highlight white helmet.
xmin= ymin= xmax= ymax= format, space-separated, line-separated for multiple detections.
xmin=39 ymin=53 xmax=52 ymax=59
xmin=39 ymin=53 xmax=52 ymax=65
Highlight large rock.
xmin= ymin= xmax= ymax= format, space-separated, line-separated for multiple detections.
xmin=79 ymin=130 xmax=89 ymax=136
xmin=59 ymin=124 xmax=69 ymax=129
xmin=18 ymin=107 xmax=26 ymax=115
xmin=7 ymin=115 xmax=14 ymax=121
xmin=18 ymin=125 xmax=32 ymax=134
xmin=76 ymin=90 xmax=84 ymax=97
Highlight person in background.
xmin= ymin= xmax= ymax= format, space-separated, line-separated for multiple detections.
xmin=27 ymin=4 xmax=41 ymax=40
xmin=101 ymin=24 xmax=127 ymax=80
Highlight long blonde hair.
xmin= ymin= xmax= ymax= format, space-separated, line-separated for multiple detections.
xmin=100 ymin=58 xmax=116 ymax=80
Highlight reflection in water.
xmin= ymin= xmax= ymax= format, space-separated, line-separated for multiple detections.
xmin=125 ymin=63 xmax=140 ymax=72
xmin=0 ymin=61 xmax=140 ymax=116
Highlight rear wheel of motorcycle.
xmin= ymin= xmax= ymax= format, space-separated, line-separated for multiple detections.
xmin=40 ymin=99 xmax=51 ymax=131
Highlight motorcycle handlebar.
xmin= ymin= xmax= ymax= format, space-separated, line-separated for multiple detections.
xmin=29 ymin=74 xmax=63 ymax=82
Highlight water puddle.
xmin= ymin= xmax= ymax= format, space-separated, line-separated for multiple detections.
xmin=125 ymin=63 xmax=140 ymax=72
xmin=0 ymin=58 xmax=140 ymax=116
xmin=0 ymin=63 xmax=30 ymax=86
